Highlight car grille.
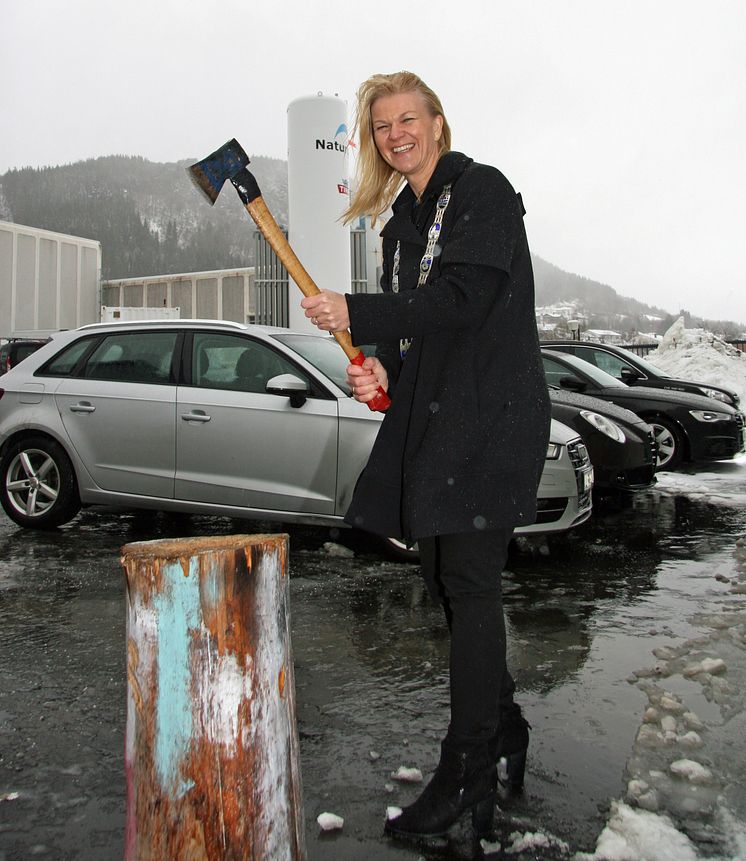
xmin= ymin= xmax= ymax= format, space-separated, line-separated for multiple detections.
xmin=535 ymin=497 xmax=570 ymax=524
xmin=567 ymin=439 xmax=593 ymax=511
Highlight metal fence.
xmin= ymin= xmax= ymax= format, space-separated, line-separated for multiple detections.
xmin=252 ymin=229 xmax=369 ymax=326
xmin=621 ymin=340 xmax=746 ymax=358
xmin=253 ymin=233 xmax=290 ymax=327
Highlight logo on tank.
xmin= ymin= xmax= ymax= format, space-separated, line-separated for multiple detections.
xmin=315 ymin=123 xmax=352 ymax=153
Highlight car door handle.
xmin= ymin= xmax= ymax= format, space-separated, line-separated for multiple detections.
xmin=69 ymin=402 xmax=96 ymax=413
xmin=181 ymin=411 xmax=211 ymax=423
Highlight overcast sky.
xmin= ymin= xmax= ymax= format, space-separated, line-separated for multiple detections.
xmin=3 ymin=0 xmax=745 ymax=326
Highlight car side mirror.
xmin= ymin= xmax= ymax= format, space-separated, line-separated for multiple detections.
xmin=559 ymin=376 xmax=587 ymax=393
xmin=620 ymin=367 xmax=643 ymax=381
xmin=266 ymin=373 xmax=309 ymax=408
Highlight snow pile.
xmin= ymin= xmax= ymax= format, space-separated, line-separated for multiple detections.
xmin=507 ymin=829 xmax=570 ymax=855
xmin=575 ymin=800 xmax=699 ymax=861
xmin=645 ymin=317 xmax=746 ymax=400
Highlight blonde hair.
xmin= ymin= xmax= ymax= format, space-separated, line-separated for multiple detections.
xmin=343 ymin=71 xmax=451 ymax=225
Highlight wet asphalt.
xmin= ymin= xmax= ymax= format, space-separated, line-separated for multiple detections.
xmin=1 ymin=458 xmax=745 ymax=861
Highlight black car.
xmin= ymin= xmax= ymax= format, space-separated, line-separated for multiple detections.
xmin=549 ymin=388 xmax=656 ymax=492
xmin=542 ymin=349 xmax=746 ymax=470
xmin=542 ymin=340 xmax=740 ymax=408
xmin=0 ymin=339 xmax=49 ymax=375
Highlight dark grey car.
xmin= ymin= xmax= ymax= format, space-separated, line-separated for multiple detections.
xmin=542 ymin=340 xmax=740 ymax=408
xmin=549 ymin=389 xmax=656 ymax=492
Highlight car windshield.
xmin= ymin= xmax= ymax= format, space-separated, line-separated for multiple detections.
xmin=611 ymin=345 xmax=667 ymax=376
xmin=273 ymin=334 xmax=352 ymax=394
xmin=545 ymin=351 xmax=628 ymax=388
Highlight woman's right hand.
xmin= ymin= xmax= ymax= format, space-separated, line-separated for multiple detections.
xmin=347 ymin=356 xmax=388 ymax=404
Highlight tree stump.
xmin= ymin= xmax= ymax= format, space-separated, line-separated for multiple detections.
xmin=121 ymin=534 xmax=305 ymax=860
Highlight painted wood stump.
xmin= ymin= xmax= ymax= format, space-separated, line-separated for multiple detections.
xmin=121 ymin=534 xmax=306 ymax=860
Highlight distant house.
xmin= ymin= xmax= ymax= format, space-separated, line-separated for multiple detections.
xmin=581 ymin=329 xmax=623 ymax=344
xmin=631 ymin=332 xmax=661 ymax=344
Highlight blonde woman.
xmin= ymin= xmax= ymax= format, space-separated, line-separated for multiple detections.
xmin=302 ymin=71 xmax=550 ymax=842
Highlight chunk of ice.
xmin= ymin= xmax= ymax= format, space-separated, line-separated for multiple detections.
xmin=317 ymin=812 xmax=344 ymax=831
xmin=677 ymin=731 xmax=703 ymax=749
xmin=659 ymin=695 xmax=684 ymax=713
xmin=322 ymin=542 xmax=355 ymax=558
xmin=391 ymin=766 xmax=423 ymax=782
xmin=669 ymin=759 xmax=713 ymax=784
xmin=682 ymin=711 xmax=704 ymax=731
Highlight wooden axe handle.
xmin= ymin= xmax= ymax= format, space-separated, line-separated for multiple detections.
xmin=245 ymin=196 xmax=390 ymax=412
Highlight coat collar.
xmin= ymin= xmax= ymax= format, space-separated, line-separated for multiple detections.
xmin=382 ymin=151 xmax=473 ymax=244
xmin=399 ymin=150 xmax=473 ymax=210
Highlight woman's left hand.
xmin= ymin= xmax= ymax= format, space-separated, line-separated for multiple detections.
xmin=301 ymin=291 xmax=350 ymax=331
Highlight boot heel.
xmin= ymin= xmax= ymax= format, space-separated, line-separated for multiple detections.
xmin=505 ymin=748 xmax=527 ymax=790
xmin=471 ymin=792 xmax=495 ymax=838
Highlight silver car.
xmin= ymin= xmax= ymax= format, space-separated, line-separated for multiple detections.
xmin=0 ymin=321 xmax=592 ymax=556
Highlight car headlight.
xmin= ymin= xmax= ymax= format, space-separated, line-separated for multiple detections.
xmin=689 ymin=409 xmax=731 ymax=423
xmin=579 ymin=410 xmax=626 ymax=443
xmin=699 ymin=387 xmax=732 ymax=405
xmin=546 ymin=442 xmax=562 ymax=459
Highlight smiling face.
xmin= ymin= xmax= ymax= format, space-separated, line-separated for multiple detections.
xmin=371 ymin=90 xmax=444 ymax=198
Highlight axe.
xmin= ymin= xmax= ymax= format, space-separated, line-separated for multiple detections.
xmin=188 ymin=138 xmax=390 ymax=412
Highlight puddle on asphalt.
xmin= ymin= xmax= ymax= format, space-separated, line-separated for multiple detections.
xmin=0 ymin=471 xmax=745 ymax=860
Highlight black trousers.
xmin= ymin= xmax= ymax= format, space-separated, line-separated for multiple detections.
xmin=418 ymin=527 xmax=516 ymax=745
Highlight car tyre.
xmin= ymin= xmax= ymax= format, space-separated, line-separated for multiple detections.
xmin=648 ymin=417 xmax=684 ymax=471
xmin=0 ymin=436 xmax=81 ymax=529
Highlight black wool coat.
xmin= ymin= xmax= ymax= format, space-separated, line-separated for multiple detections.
xmin=344 ymin=151 xmax=551 ymax=542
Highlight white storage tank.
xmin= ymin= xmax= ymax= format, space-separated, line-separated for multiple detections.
xmin=287 ymin=93 xmax=351 ymax=333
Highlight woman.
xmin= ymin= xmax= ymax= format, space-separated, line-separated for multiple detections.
xmin=301 ymin=71 xmax=550 ymax=841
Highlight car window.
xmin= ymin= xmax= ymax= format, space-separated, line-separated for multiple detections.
xmin=40 ymin=337 xmax=97 ymax=377
xmin=191 ymin=332 xmax=304 ymax=394
xmin=543 ymin=356 xmax=585 ymax=388
xmin=83 ymin=332 xmax=177 ymax=384
xmin=613 ymin=347 xmax=664 ymax=376
xmin=15 ymin=343 xmax=43 ymax=363
xmin=544 ymin=350 xmax=627 ymax=388
xmin=273 ymin=334 xmax=351 ymax=394
xmin=576 ymin=347 xmax=631 ymax=378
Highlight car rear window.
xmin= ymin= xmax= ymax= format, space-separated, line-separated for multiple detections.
xmin=83 ymin=332 xmax=177 ymax=384
xmin=39 ymin=337 xmax=96 ymax=376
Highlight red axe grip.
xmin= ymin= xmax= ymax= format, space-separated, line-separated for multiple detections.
xmin=350 ymin=351 xmax=391 ymax=412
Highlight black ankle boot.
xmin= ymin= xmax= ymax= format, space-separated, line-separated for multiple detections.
xmin=489 ymin=706 xmax=530 ymax=790
xmin=384 ymin=740 xmax=497 ymax=840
